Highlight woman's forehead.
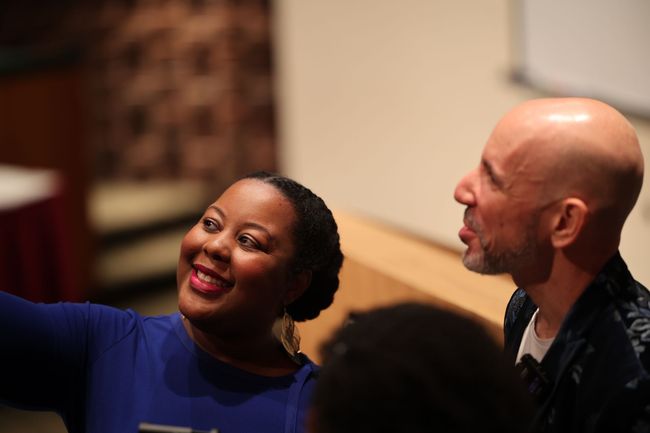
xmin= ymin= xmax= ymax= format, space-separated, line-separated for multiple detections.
xmin=214 ymin=179 xmax=296 ymax=224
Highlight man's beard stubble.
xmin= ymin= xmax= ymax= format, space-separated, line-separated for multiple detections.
xmin=461 ymin=210 xmax=540 ymax=276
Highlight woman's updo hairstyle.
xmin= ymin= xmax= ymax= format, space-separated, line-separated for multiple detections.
xmin=243 ymin=171 xmax=344 ymax=321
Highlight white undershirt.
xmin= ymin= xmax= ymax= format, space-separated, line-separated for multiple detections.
xmin=515 ymin=308 xmax=555 ymax=364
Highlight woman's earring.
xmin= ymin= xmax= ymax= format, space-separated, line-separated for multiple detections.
xmin=278 ymin=307 xmax=301 ymax=364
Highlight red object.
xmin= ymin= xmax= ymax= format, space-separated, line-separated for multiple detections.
xmin=0 ymin=183 xmax=81 ymax=302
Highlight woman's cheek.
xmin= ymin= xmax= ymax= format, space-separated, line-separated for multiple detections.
xmin=237 ymin=256 xmax=285 ymax=285
xmin=180 ymin=228 xmax=202 ymax=258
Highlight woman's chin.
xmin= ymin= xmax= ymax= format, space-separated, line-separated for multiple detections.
xmin=179 ymin=293 xmax=226 ymax=321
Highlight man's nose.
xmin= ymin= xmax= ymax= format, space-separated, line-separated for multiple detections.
xmin=453 ymin=168 xmax=477 ymax=206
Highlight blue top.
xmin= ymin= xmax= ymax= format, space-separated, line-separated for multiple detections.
xmin=0 ymin=291 xmax=317 ymax=433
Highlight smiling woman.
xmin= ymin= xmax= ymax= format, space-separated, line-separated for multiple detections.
xmin=0 ymin=172 xmax=344 ymax=433
xmin=178 ymin=179 xmax=304 ymax=357
xmin=178 ymin=174 xmax=342 ymax=375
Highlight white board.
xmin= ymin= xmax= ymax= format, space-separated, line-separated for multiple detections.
xmin=516 ymin=0 xmax=650 ymax=117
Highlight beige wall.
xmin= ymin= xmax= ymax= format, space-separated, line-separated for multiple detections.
xmin=274 ymin=0 xmax=650 ymax=284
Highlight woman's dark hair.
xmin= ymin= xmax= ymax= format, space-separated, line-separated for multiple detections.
xmin=242 ymin=171 xmax=344 ymax=322
xmin=312 ymin=303 xmax=534 ymax=433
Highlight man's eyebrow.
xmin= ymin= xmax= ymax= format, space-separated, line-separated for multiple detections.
xmin=482 ymin=159 xmax=503 ymax=188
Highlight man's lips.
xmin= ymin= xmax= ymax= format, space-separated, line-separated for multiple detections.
xmin=458 ymin=223 xmax=477 ymax=244
xmin=459 ymin=209 xmax=478 ymax=244
xmin=189 ymin=263 xmax=234 ymax=295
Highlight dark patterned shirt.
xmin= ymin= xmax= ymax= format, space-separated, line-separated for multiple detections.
xmin=504 ymin=252 xmax=650 ymax=433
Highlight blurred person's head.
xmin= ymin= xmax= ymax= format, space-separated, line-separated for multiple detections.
xmin=309 ymin=303 xmax=534 ymax=433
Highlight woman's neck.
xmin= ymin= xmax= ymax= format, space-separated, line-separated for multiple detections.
xmin=181 ymin=316 xmax=300 ymax=377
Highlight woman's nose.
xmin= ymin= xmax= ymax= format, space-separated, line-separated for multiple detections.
xmin=203 ymin=233 xmax=231 ymax=262
xmin=454 ymin=168 xmax=477 ymax=207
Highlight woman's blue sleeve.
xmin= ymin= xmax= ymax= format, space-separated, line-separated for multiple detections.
xmin=0 ymin=290 xmax=91 ymax=412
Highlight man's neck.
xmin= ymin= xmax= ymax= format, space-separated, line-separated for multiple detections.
xmin=518 ymin=259 xmax=601 ymax=340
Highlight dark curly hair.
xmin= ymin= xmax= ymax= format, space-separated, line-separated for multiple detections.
xmin=242 ymin=171 xmax=344 ymax=322
xmin=312 ymin=303 xmax=534 ymax=433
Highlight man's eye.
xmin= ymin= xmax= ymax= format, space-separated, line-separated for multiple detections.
xmin=482 ymin=168 xmax=493 ymax=183
xmin=482 ymin=168 xmax=500 ymax=189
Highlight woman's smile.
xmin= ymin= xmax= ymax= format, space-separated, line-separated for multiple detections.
xmin=189 ymin=264 xmax=234 ymax=295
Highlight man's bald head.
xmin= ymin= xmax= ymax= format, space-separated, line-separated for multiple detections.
xmin=495 ymin=98 xmax=643 ymax=239
xmin=455 ymin=97 xmax=644 ymax=280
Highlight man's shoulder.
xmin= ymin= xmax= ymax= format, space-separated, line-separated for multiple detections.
xmin=542 ymin=276 xmax=650 ymax=432
xmin=609 ymin=277 xmax=650 ymax=368
xmin=602 ymin=257 xmax=650 ymax=351
xmin=570 ymin=273 xmax=650 ymax=383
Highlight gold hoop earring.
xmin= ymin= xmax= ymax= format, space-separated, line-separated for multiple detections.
xmin=277 ymin=307 xmax=301 ymax=364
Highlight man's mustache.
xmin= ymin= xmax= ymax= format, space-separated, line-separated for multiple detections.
xmin=463 ymin=208 xmax=478 ymax=232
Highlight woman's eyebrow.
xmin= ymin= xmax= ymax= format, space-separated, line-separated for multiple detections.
xmin=208 ymin=205 xmax=226 ymax=218
xmin=209 ymin=205 xmax=274 ymax=240
xmin=242 ymin=222 xmax=274 ymax=240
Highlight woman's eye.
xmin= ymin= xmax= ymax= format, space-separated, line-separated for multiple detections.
xmin=202 ymin=218 xmax=220 ymax=232
xmin=238 ymin=235 xmax=260 ymax=249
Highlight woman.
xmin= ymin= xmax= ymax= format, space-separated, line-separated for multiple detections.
xmin=0 ymin=172 xmax=343 ymax=433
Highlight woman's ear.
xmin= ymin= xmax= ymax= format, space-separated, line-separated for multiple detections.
xmin=550 ymin=198 xmax=588 ymax=249
xmin=285 ymin=270 xmax=312 ymax=305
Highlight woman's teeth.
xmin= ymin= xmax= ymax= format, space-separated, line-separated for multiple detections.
xmin=197 ymin=269 xmax=230 ymax=287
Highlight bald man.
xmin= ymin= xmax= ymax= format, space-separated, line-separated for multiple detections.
xmin=454 ymin=98 xmax=650 ymax=433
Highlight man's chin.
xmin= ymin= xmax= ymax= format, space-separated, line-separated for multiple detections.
xmin=462 ymin=251 xmax=502 ymax=275
xmin=462 ymin=251 xmax=484 ymax=272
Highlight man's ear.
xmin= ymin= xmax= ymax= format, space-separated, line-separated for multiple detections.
xmin=285 ymin=270 xmax=312 ymax=305
xmin=550 ymin=198 xmax=588 ymax=249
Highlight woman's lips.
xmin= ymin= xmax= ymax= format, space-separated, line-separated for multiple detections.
xmin=189 ymin=264 xmax=234 ymax=295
